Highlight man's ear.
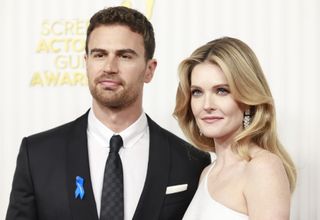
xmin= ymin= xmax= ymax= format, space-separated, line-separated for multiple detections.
xmin=144 ymin=59 xmax=157 ymax=83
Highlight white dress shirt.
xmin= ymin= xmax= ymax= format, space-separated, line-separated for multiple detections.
xmin=87 ymin=109 xmax=149 ymax=219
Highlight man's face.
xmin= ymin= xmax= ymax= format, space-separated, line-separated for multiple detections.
xmin=85 ymin=25 xmax=156 ymax=110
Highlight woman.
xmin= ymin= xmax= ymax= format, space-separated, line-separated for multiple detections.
xmin=174 ymin=37 xmax=296 ymax=220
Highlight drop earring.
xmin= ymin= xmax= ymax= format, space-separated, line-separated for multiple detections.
xmin=243 ymin=108 xmax=251 ymax=129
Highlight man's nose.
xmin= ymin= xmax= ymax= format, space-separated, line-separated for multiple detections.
xmin=103 ymin=56 xmax=118 ymax=73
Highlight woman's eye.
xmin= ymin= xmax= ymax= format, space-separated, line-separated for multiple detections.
xmin=216 ymin=87 xmax=229 ymax=95
xmin=191 ymin=89 xmax=202 ymax=97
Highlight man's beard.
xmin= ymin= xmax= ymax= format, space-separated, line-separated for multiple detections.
xmin=89 ymin=76 xmax=141 ymax=110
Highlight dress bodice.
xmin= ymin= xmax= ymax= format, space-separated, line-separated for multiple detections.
xmin=183 ymin=162 xmax=248 ymax=220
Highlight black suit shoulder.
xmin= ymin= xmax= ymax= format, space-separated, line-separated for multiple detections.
xmin=19 ymin=112 xmax=88 ymax=167
xmin=144 ymin=116 xmax=210 ymax=220
xmin=6 ymin=113 xmax=88 ymax=220
xmin=25 ymin=113 xmax=86 ymax=147
xmin=146 ymin=115 xmax=211 ymax=167
xmin=161 ymin=126 xmax=210 ymax=163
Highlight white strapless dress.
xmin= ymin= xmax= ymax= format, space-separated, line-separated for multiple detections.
xmin=183 ymin=163 xmax=248 ymax=220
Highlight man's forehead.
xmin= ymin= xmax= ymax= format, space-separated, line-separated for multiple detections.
xmin=88 ymin=25 xmax=145 ymax=53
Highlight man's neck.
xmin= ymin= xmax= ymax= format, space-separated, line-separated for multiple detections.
xmin=92 ymin=100 xmax=143 ymax=133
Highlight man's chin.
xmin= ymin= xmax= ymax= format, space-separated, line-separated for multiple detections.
xmin=94 ymin=94 xmax=128 ymax=108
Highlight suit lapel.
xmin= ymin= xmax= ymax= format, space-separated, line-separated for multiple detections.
xmin=133 ymin=116 xmax=170 ymax=220
xmin=66 ymin=111 xmax=99 ymax=220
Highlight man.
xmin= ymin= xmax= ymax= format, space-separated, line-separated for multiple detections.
xmin=6 ymin=6 xmax=210 ymax=220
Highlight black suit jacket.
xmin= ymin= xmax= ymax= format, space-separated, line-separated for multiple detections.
xmin=6 ymin=111 xmax=210 ymax=220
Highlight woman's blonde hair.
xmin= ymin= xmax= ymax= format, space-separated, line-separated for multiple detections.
xmin=173 ymin=37 xmax=296 ymax=192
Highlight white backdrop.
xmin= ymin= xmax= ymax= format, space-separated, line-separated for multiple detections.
xmin=1 ymin=0 xmax=319 ymax=219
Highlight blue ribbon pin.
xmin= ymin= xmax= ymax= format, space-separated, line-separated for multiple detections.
xmin=75 ymin=176 xmax=85 ymax=200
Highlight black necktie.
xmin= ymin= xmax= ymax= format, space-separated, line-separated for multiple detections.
xmin=100 ymin=135 xmax=124 ymax=220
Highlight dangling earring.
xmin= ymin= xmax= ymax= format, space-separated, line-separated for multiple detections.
xmin=243 ymin=108 xmax=251 ymax=129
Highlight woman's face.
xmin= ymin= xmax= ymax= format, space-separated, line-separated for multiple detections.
xmin=190 ymin=62 xmax=244 ymax=143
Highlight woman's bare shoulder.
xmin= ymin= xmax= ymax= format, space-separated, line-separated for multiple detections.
xmin=243 ymin=148 xmax=291 ymax=219
xmin=248 ymin=149 xmax=285 ymax=172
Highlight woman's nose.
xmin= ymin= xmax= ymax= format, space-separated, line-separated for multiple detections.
xmin=203 ymin=94 xmax=216 ymax=112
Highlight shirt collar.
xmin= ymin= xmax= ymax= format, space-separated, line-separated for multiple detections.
xmin=87 ymin=109 xmax=148 ymax=149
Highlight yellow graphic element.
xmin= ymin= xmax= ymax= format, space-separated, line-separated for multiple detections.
xmin=41 ymin=19 xmax=88 ymax=36
xmin=36 ymin=38 xmax=85 ymax=53
xmin=121 ymin=0 xmax=132 ymax=8
xmin=121 ymin=0 xmax=155 ymax=19
xmin=145 ymin=0 xmax=155 ymax=19
xmin=54 ymin=55 xmax=85 ymax=69
xmin=31 ymin=19 xmax=88 ymax=87
xmin=30 ymin=71 xmax=87 ymax=86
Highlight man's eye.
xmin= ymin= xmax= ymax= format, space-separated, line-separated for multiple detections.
xmin=92 ymin=53 xmax=105 ymax=58
xmin=120 ymin=54 xmax=132 ymax=59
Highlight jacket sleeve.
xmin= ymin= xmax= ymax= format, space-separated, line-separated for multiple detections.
xmin=6 ymin=137 xmax=38 ymax=220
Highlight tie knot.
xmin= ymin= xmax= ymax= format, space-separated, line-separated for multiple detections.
xmin=109 ymin=135 xmax=123 ymax=153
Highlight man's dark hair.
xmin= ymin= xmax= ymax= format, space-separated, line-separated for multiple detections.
xmin=85 ymin=6 xmax=155 ymax=60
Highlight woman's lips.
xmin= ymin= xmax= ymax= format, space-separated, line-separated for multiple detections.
xmin=201 ymin=116 xmax=223 ymax=123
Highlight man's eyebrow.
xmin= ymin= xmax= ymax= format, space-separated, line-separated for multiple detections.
xmin=89 ymin=48 xmax=138 ymax=56
xmin=116 ymin=49 xmax=138 ymax=56
xmin=89 ymin=48 xmax=107 ymax=55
